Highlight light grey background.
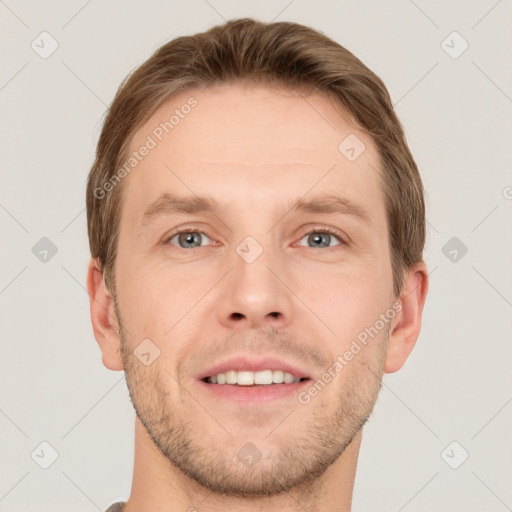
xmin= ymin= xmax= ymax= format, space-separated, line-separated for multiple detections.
xmin=1 ymin=1 xmax=511 ymax=511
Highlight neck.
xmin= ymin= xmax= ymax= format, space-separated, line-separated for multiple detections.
xmin=123 ymin=417 xmax=361 ymax=512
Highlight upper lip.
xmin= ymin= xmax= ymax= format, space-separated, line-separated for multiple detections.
xmin=196 ymin=355 xmax=312 ymax=381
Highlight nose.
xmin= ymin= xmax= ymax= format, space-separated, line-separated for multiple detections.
xmin=215 ymin=243 xmax=294 ymax=330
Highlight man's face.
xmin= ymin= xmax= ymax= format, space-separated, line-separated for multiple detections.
xmin=112 ymin=83 xmax=397 ymax=495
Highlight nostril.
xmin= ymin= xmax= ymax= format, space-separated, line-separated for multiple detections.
xmin=231 ymin=312 xmax=244 ymax=320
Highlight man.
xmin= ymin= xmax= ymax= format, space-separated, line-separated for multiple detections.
xmin=86 ymin=18 xmax=428 ymax=512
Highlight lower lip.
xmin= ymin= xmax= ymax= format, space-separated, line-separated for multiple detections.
xmin=197 ymin=379 xmax=311 ymax=403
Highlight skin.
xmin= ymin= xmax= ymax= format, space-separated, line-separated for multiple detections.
xmin=87 ymin=83 xmax=428 ymax=512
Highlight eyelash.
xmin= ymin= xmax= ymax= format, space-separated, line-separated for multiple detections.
xmin=163 ymin=225 xmax=348 ymax=248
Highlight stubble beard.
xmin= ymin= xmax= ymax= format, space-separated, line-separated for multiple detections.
xmin=114 ymin=300 xmax=387 ymax=497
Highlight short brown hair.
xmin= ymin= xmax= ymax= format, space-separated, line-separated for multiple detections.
xmin=86 ymin=18 xmax=425 ymax=299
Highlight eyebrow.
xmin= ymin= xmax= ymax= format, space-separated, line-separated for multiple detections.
xmin=141 ymin=193 xmax=218 ymax=224
xmin=291 ymin=195 xmax=371 ymax=224
xmin=141 ymin=192 xmax=371 ymax=225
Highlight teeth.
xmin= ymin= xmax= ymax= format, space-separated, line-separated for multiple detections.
xmin=283 ymin=371 xmax=295 ymax=384
xmin=272 ymin=370 xmax=284 ymax=383
xmin=237 ymin=371 xmax=254 ymax=385
xmin=207 ymin=370 xmax=301 ymax=385
xmin=254 ymin=370 xmax=272 ymax=385
xmin=225 ymin=370 xmax=237 ymax=384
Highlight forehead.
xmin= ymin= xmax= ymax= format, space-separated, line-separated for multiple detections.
xmin=121 ymin=82 xmax=385 ymax=227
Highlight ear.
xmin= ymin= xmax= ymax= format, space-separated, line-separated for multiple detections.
xmin=86 ymin=258 xmax=124 ymax=371
xmin=384 ymin=261 xmax=429 ymax=373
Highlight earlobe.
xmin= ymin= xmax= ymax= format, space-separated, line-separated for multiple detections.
xmin=86 ymin=259 xmax=124 ymax=371
xmin=384 ymin=262 xmax=429 ymax=374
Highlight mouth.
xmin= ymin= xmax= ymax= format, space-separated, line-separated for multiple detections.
xmin=202 ymin=369 xmax=310 ymax=386
xmin=196 ymin=356 xmax=312 ymax=402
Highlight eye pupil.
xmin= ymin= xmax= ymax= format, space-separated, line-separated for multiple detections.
xmin=309 ymin=233 xmax=330 ymax=248
xmin=179 ymin=232 xmax=201 ymax=248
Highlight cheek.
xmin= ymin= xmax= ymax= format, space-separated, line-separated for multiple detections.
xmin=293 ymin=269 xmax=393 ymax=377
xmin=115 ymin=255 xmax=213 ymax=347
xmin=295 ymin=263 xmax=386 ymax=327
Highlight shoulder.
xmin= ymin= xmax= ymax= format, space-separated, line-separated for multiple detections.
xmin=104 ymin=501 xmax=125 ymax=512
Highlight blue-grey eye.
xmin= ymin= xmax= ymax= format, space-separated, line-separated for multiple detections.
xmin=298 ymin=231 xmax=341 ymax=248
xmin=169 ymin=231 xmax=212 ymax=248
